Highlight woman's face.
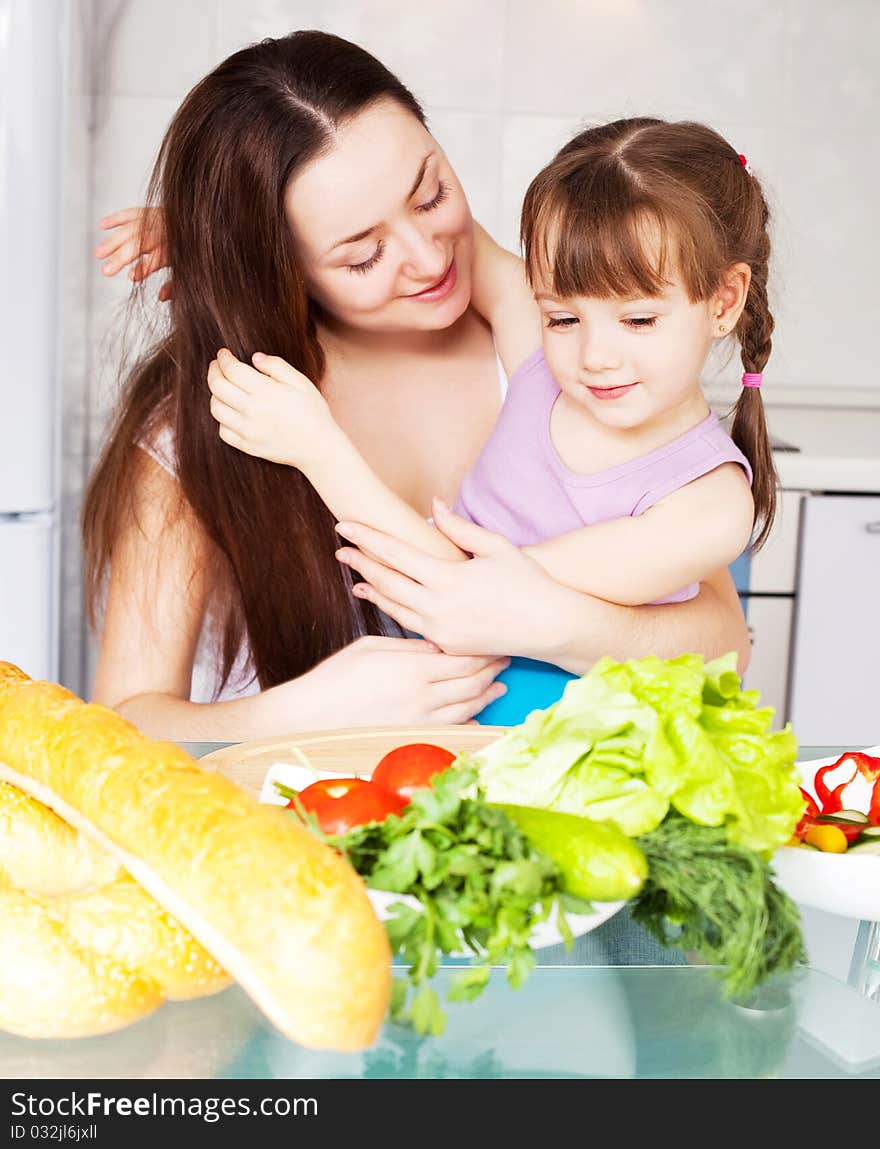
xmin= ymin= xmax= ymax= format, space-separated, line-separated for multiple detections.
xmin=284 ymin=100 xmax=474 ymax=334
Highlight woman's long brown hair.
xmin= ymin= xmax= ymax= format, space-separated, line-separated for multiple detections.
xmin=521 ymin=118 xmax=778 ymax=550
xmin=83 ymin=31 xmax=427 ymax=694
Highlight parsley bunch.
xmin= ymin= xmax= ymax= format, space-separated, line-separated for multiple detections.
xmin=330 ymin=766 xmax=593 ymax=1035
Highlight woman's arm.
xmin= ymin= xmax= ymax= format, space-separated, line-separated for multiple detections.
xmin=545 ymin=567 xmax=752 ymax=676
xmin=334 ymin=503 xmax=752 ymax=676
xmin=524 ymin=464 xmax=755 ymax=606
xmin=208 ymin=350 xmax=465 ymax=561
xmin=91 ymin=453 xmax=507 ymax=739
xmin=91 ymin=451 xmax=283 ymax=739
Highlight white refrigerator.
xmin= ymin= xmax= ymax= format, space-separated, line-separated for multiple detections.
xmin=0 ymin=0 xmax=68 ymax=683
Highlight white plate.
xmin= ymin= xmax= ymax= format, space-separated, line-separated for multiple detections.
xmin=259 ymin=760 xmax=626 ymax=953
xmin=770 ymin=746 xmax=880 ymax=922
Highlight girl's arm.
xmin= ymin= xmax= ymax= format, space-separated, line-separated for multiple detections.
xmin=524 ymin=464 xmax=755 ymax=606
xmin=471 ymin=222 xmax=543 ymax=378
xmin=208 ymin=350 xmax=465 ymax=562
xmin=94 ymin=207 xmax=172 ymax=299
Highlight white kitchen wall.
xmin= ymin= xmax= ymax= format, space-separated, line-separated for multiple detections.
xmin=68 ymin=0 xmax=879 ymax=694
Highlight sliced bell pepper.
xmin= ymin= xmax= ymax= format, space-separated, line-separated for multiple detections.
xmin=813 ymin=752 xmax=880 ymax=825
xmin=842 ymin=752 xmax=880 ymax=825
xmin=814 ymin=760 xmax=859 ymax=814
xmin=794 ymin=787 xmax=820 ymax=838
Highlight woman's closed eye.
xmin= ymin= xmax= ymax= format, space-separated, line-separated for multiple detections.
xmin=415 ymin=180 xmax=449 ymax=214
xmin=348 ymin=240 xmax=385 ymax=275
xmin=347 ymin=183 xmax=451 ymax=275
xmin=623 ymin=315 xmax=658 ymax=329
xmin=546 ymin=315 xmax=578 ymax=328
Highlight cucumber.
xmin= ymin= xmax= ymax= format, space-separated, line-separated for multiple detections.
xmin=846 ymin=840 xmax=880 ymax=856
xmin=817 ymin=811 xmax=869 ymax=826
xmin=490 ymin=803 xmax=648 ymax=902
xmin=856 ymin=825 xmax=880 ymax=840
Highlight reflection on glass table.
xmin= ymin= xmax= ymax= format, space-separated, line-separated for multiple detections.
xmin=1 ymin=966 xmax=878 ymax=1081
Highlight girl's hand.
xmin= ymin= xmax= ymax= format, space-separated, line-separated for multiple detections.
xmin=334 ymin=498 xmax=569 ymax=659
xmin=207 ymin=349 xmax=337 ymax=471
xmin=269 ymin=635 xmax=510 ymax=727
xmin=94 ymin=206 xmax=172 ymax=300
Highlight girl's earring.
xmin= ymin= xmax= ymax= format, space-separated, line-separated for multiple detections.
xmin=717 ymin=325 xmax=726 ymax=335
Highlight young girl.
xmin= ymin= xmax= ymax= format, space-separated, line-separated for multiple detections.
xmin=207 ymin=117 xmax=776 ymax=724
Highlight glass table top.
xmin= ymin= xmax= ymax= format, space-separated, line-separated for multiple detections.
xmin=1 ymin=966 xmax=877 ymax=1081
xmin=5 ymin=743 xmax=874 ymax=1080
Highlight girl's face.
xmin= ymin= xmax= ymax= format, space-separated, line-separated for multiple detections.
xmin=535 ymin=276 xmax=718 ymax=432
xmin=285 ymin=100 xmax=474 ymax=335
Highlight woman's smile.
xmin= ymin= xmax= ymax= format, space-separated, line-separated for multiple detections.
xmin=405 ymin=256 xmax=457 ymax=302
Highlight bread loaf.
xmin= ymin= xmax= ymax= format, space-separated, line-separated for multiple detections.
xmin=0 ymin=874 xmax=163 ymax=1038
xmin=0 ymin=776 xmax=230 ymax=1037
xmin=0 ymin=662 xmax=391 ymax=1050
xmin=0 ymin=779 xmax=120 ymax=895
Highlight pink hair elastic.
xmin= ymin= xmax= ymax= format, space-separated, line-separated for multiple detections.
xmin=742 ymin=372 xmax=763 ymax=388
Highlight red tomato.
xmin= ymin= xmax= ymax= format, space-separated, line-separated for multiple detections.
xmin=290 ymin=778 xmax=405 ymax=835
xmin=371 ymin=743 xmax=456 ymax=804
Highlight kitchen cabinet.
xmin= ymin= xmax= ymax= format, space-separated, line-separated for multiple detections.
xmin=733 ymin=489 xmax=803 ymax=725
xmin=788 ymin=494 xmax=880 ymax=745
xmin=722 ymin=399 xmax=880 ymax=744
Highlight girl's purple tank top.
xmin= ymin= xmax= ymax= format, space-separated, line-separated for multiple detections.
xmin=454 ymin=346 xmax=752 ymax=603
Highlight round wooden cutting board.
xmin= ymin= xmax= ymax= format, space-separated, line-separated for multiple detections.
xmin=199 ymin=725 xmax=507 ymax=799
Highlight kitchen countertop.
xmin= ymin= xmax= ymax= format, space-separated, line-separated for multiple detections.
xmin=769 ymin=405 xmax=880 ymax=492
xmin=714 ymin=401 xmax=880 ymax=493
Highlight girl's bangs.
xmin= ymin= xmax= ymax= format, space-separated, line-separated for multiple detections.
xmin=529 ymin=185 xmax=714 ymax=303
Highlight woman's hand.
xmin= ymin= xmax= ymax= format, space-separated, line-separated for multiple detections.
xmin=208 ymin=349 xmax=338 ymax=471
xmin=94 ymin=207 xmax=171 ymax=300
xmin=271 ymin=635 xmax=510 ymax=727
xmin=334 ymin=500 xmax=752 ymax=677
xmin=334 ymin=499 xmax=569 ymax=659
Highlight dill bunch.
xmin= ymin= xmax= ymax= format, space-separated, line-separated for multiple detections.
xmin=631 ymin=815 xmax=806 ymax=998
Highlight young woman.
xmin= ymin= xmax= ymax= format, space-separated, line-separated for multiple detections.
xmin=89 ymin=31 xmax=749 ymax=742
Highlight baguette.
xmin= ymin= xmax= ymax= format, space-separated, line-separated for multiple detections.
xmin=0 ymin=779 xmax=120 ymax=895
xmin=0 ymin=873 xmax=163 ymax=1039
xmin=0 ymin=778 xmax=230 ymax=1037
xmin=0 ymin=663 xmax=392 ymax=1050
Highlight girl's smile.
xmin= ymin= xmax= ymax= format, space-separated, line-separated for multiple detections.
xmin=584 ymin=381 xmax=640 ymax=401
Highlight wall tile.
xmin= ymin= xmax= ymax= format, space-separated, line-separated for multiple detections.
xmin=216 ymin=0 xmax=325 ymax=58
xmin=768 ymin=126 xmax=879 ymax=388
xmin=786 ymin=0 xmax=880 ymax=127
xmin=91 ymin=95 xmax=180 ymax=220
xmin=428 ymin=111 xmax=504 ymax=240
xmin=497 ymin=113 xmax=584 ymax=253
xmin=503 ymin=0 xmax=786 ymax=122
xmin=320 ymin=0 xmax=506 ymax=113
xmin=96 ymin=0 xmax=219 ymax=98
